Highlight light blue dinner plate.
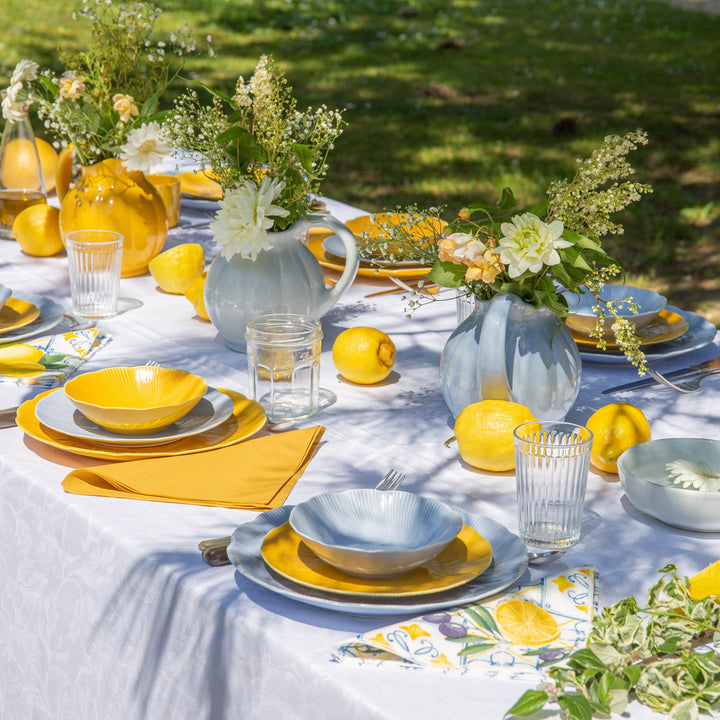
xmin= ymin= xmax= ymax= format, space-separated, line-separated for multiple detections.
xmin=35 ymin=387 xmax=234 ymax=447
xmin=579 ymin=306 xmax=716 ymax=365
xmin=228 ymin=505 xmax=528 ymax=617
xmin=0 ymin=290 xmax=64 ymax=344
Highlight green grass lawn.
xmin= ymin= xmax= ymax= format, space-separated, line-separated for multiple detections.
xmin=2 ymin=0 xmax=719 ymax=321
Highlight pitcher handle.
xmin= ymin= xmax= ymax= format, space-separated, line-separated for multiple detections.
xmin=304 ymin=213 xmax=360 ymax=316
xmin=476 ymin=293 xmax=513 ymax=401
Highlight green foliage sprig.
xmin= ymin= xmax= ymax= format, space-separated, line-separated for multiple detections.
xmin=505 ymin=565 xmax=720 ymax=720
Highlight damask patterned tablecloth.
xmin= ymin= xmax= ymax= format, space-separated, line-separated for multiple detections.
xmin=1 ymin=198 xmax=720 ymax=720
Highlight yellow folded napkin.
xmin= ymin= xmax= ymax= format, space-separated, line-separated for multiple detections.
xmin=62 ymin=426 xmax=325 ymax=509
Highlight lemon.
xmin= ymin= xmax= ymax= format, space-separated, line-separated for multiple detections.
xmin=689 ymin=559 xmax=720 ymax=599
xmin=453 ymin=399 xmax=535 ymax=472
xmin=332 ymin=326 xmax=396 ymax=384
xmin=184 ymin=272 xmax=210 ymax=321
xmin=495 ymin=599 xmax=561 ymax=645
xmin=586 ymin=402 xmax=651 ymax=473
xmin=55 ymin=144 xmax=77 ymax=202
xmin=148 ymin=243 xmax=205 ymax=295
xmin=12 ymin=204 xmax=64 ymax=257
xmin=35 ymin=138 xmax=59 ymax=194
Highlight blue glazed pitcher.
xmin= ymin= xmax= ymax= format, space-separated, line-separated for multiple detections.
xmin=204 ymin=213 xmax=360 ymax=352
xmin=440 ymin=293 xmax=581 ymax=420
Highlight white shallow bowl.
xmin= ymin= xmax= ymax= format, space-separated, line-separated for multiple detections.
xmin=566 ymin=284 xmax=667 ymax=335
xmin=289 ymin=489 xmax=463 ymax=578
xmin=618 ymin=438 xmax=720 ymax=532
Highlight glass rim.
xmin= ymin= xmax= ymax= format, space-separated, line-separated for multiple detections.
xmin=64 ymin=230 xmax=124 ymax=247
xmin=245 ymin=313 xmax=322 ymax=345
xmin=513 ymin=420 xmax=593 ymax=447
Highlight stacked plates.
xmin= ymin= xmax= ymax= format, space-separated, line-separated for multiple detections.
xmin=572 ymin=306 xmax=717 ymax=365
xmin=0 ymin=288 xmax=64 ymax=343
xmin=227 ymin=498 xmax=528 ymax=617
xmin=307 ymin=214 xmax=440 ymax=280
xmin=15 ymin=368 xmax=266 ymax=460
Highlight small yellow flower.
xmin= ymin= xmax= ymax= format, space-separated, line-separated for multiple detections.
xmin=59 ymin=71 xmax=86 ymax=100
xmin=464 ymin=250 xmax=504 ymax=283
xmin=112 ymin=93 xmax=139 ymax=123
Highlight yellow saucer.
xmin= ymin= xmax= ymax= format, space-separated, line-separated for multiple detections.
xmin=177 ymin=171 xmax=223 ymax=201
xmin=0 ymin=297 xmax=41 ymax=334
xmin=261 ymin=523 xmax=493 ymax=597
xmin=572 ymin=308 xmax=689 ymax=350
xmin=17 ymin=387 xmax=266 ymax=461
xmin=306 ymin=230 xmax=432 ymax=280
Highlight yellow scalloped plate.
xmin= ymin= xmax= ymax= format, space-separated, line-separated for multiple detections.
xmin=17 ymin=387 xmax=266 ymax=461
xmin=177 ymin=171 xmax=223 ymax=201
xmin=306 ymin=230 xmax=432 ymax=280
xmin=0 ymin=297 xmax=41 ymax=334
xmin=261 ymin=522 xmax=493 ymax=597
xmin=572 ymin=308 xmax=689 ymax=350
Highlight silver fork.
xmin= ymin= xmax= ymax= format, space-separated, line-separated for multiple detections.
xmin=645 ymin=366 xmax=712 ymax=394
xmin=199 ymin=469 xmax=406 ymax=566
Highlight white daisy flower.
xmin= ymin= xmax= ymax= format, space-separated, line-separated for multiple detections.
xmin=666 ymin=459 xmax=720 ymax=492
xmin=118 ymin=121 xmax=172 ymax=173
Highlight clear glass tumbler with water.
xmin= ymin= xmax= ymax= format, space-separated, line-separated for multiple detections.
xmin=245 ymin=314 xmax=322 ymax=423
xmin=514 ymin=421 xmax=593 ymax=549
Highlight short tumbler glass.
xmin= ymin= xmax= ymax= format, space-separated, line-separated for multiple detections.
xmin=514 ymin=421 xmax=593 ymax=550
xmin=65 ymin=230 xmax=124 ymax=319
xmin=245 ymin=314 xmax=323 ymax=423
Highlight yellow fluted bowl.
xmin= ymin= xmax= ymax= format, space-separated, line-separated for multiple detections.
xmin=64 ymin=366 xmax=207 ymax=434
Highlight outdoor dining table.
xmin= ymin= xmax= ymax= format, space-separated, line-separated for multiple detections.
xmin=1 ymin=196 xmax=719 ymax=720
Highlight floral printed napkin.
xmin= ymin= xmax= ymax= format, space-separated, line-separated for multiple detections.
xmin=333 ymin=567 xmax=598 ymax=681
xmin=0 ymin=329 xmax=111 ymax=388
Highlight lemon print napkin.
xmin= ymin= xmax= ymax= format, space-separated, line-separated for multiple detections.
xmin=63 ymin=426 xmax=325 ymax=509
xmin=333 ymin=567 xmax=598 ymax=681
xmin=0 ymin=329 xmax=111 ymax=388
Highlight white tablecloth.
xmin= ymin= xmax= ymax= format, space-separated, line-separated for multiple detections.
xmin=1 ymin=198 xmax=719 ymax=720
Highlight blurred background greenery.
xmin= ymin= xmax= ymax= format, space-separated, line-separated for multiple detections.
xmin=2 ymin=0 xmax=718 ymax=323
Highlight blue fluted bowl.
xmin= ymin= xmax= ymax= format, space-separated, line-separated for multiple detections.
xmin=566 ymin=284 xmax=667 ymax=335
xmin=289 ymin=489 xmax=463 ymax=578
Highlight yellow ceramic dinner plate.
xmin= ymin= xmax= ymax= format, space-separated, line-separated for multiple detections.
xmin=177 ymin=171 xmax=223 ymax=201
xmin=0 ymin=297 xmax=41 ymax=334
xmin=261 ymin=522 xmax=493 ymax=597
xmin=17 ymin=387 xmax=266 ymax=461
xmin=306 ymin=230 xmax=432 ymax=280
xmin=572 ymin=308 xmax=690 ymax=350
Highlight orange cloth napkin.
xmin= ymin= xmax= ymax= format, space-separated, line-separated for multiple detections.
xmin=62 ymin=426 xmax=325 ymax=509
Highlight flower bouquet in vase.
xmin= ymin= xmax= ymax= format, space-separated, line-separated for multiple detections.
xmin=361 ymin=131 xmax=653 ymax=420
xmin=27 ymin=0 xmax=208 ymax=275
xmin=166 ymin=54 xmax=359 ymax=352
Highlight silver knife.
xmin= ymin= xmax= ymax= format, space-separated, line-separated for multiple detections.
xmin=603 ymin=357 xmax=720 ymax=394
xmin=0 ymin=406 xmax=18 ymax=428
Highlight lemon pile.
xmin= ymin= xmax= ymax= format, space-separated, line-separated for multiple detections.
xmin=148 ymin=243 xmax=205 ymax=295
xmin=453 ymin=399 xmax=535 ymax=472
xmin=12 ymin=204 xmax=64 ymax=257
xmin=586 ymin=402 xmax=651 ymax=473
xmin=332 ymin=326 xmax=396 ymax=384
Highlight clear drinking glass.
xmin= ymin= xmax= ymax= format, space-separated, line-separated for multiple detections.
xmin=65 ymin=230 xmax=124 ymax=318
xmin=456 ymin=289 xmax=475 ymax=324
xmin=245 ymin=314 xmax=323 ymax=423
xmin=514 ymin=421 xmax=593 ymax=549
